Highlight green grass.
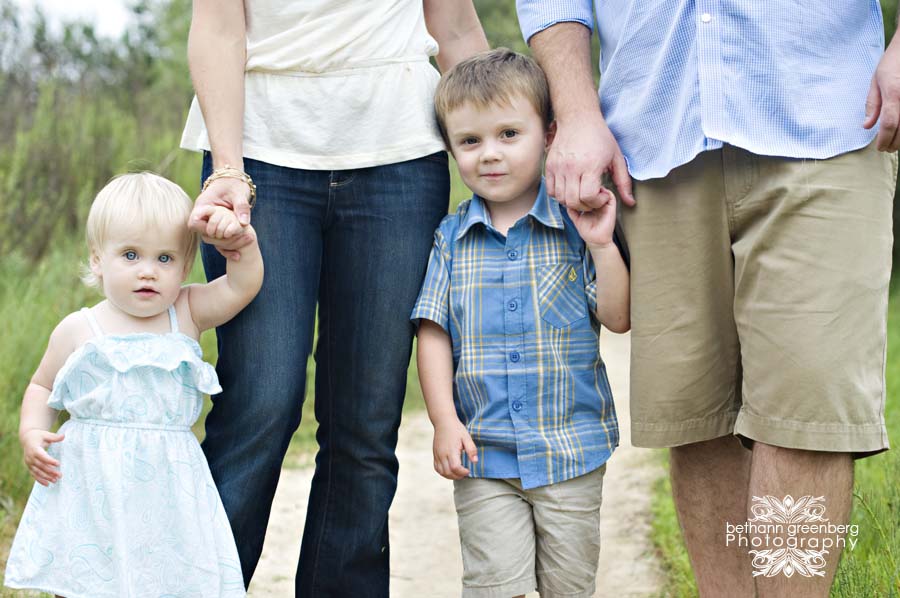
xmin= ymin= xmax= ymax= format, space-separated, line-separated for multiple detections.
xmin=650 ymin=294 xmax=900 ymax=597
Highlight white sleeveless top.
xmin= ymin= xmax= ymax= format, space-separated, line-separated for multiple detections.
xmin=180 ymin=0 xmax=446 ymax=170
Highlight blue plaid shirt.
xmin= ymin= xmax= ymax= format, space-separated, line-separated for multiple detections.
xmin=517 ymin=0 xmax=886 ymax=180
xmin=411 ymin=182 xmax=618 ymax=489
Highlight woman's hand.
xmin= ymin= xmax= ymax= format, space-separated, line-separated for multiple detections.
xmin=190 ymin=178 xmax=256 ymax=260
xmin=21 ymin=429 xmax=64 ymax=486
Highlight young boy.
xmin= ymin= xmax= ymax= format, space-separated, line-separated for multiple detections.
xmin=411 ymin=49 xmax=630 ymax=597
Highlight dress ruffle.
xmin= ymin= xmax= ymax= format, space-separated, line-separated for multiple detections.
xmin=48 ymin=334 xmax=221 ymax=410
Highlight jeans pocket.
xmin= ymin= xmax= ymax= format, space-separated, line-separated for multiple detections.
xmin=421 ymin=150 xmax=449 ymax=165
xmin=537 ymin=263 xmax=588 ymax=328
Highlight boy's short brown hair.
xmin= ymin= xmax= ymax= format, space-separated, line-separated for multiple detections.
xmin=434 ymin=48 xmax=552 ymax=144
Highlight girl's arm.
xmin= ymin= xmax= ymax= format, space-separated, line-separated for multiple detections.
xmin=20 ymin=314 xmax=79 ymax=485
xmin=417 ymin=320 xmax=477 ymax=480
xmin=187 ymin=224 xmax=264 ymax=333
xmin=187 ymin=0 xmax=254 ymax=227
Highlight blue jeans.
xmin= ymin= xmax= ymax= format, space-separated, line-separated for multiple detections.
xmin=200 ymin=152 xmax=450 ymax=597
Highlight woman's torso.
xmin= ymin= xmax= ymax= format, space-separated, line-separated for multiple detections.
xmin=181 ymin=0 xmax=446 ymax=170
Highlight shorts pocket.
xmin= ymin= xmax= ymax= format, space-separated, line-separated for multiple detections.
xmin=537 ymin=262 xmax=588 ymax=328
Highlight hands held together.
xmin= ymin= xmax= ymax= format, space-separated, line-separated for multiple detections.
xmin=189 ymin=177 xmax=257 ymax=260
xmin=544 ymin=117 xmax=629 ymax=249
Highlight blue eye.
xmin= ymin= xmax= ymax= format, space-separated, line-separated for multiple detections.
xmin=502 ymin=130 xmax=518 ymax=139
xmin=461 ymin=137 xmax=478 ymax=145
xmin=159 ymin=255 xmax=172 ymax=264
xmin=124 ymin=250 xmax=137 ymax=261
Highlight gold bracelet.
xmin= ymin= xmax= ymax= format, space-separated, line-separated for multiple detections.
xmin=202 ymin=165 xmax=257 ymax=207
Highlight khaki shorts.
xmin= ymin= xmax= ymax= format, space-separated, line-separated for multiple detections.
xmin=453 ymin=466 xmax=605 ymax=598
xmin=620 ymin=142 xmax=896 ymax=455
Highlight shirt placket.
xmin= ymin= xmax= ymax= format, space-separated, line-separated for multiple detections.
xmin=696 ymin=0 xmax=726 ymax=146
xmin=502 ymin=224 xmax=530 ymax=478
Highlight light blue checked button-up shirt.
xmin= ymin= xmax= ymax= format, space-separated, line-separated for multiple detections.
xmin=517 ymin=0 xmax=886 ymax=180
xmin=411 ymin=182 xmax=619 ymax=489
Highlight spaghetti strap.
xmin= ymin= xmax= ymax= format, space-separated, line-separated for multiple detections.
xmin=167 ymin=305 xmax=179 ymax=334
xmin=81 ymin=307 xmax=104 ymax=338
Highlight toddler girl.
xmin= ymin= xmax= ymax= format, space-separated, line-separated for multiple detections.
xmin=4 ymin=172 xmax=263 ymax=598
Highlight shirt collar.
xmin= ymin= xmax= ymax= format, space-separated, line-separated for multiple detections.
xmin=456 ymin=178 xmax=564 ymax=240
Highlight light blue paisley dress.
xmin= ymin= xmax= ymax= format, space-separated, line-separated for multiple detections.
xmin=4 ymin=306 xmax=245 ymax=598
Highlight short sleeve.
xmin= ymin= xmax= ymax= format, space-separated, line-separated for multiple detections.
xmin=410 ymin=229 xmax=453 ymax=333
xmin=516 ymin=0 xmax=595 ymax=45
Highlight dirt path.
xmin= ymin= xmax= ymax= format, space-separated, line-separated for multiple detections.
xmin=248 ymin=332 xmax=664 ymax=597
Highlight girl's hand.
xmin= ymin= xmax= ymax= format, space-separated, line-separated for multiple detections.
xmin=21 ymin=429 xmax=64 ymax=486
xmin=567 ymin=188 xmax=618 ymax=250
xmin=189 ymin=177 xmax=254 ymax=260
xmin=432 ymin=419 xmax=478 ymax=480
xmin=194 ymin=205 xmax=246 ymax=241
xmin=191 ymin=205 xmax=258 ymax=262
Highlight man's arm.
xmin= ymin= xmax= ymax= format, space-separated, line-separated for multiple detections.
xmin=187 ymin=0 xmax=254 ymax=227
xmin=864 ymin=15 xmax=900 ymax=152
xmin=529 ymin=23 xmax=635 ymax=208
xmin=423 ymin=0 xmax=489 ymax=72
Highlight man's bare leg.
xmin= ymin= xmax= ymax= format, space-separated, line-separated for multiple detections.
xmin=670 ymin=435 xmax=754 ymax=597
xmin=749 ymin=443 xmax=853 ymax=598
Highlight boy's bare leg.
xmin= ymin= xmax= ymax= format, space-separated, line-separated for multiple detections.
xmin=750 ymin=443 xmax=853 ymax=598
xmin=670 ymin=435 xmax=754 ymax=597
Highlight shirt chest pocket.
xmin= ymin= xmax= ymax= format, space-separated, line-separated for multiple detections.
xmin=537 ymin=262 xmax=589 ymax=328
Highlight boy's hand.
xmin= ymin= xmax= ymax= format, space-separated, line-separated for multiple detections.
xmin=433 ymin=419 xmax=478 ymax=480
xmin=21 ymin=429 xmax=64 ymax=486
xmin=567 ymin=188 xmax=618 ymax=250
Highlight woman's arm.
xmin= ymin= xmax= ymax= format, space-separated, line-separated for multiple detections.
xmin=187 ymin=0 xmax=254 ymax=227
xmin=423 ymin=0 xmax=489 ymax=73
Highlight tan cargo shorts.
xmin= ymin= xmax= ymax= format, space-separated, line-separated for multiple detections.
xmin=453 ymin=466 xmax=605 ymax=598
xmin=620 ymin=142 xmax=896 ymax=455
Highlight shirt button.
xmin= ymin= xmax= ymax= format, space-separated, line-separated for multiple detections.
xmin=507 ymin=249 xmax=518 ymax=260
xmin=512 ymin=400 xmax=523 ymax=411
xmin=509 ymin=351 xmax=520 ymax=363
xmin=701 ymin=12 xmax=712 ymax=22
xmin=507 ymin=300 xmax=518 ymax=311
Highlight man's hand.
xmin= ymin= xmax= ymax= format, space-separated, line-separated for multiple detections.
xmin=567 ymin=188 xmax=617 ymax=250
xmin=546 ymin=115 xmax=634 ymax=211
xmin=21 ymin=429 xmax=64 ymax=486
xmin=864 ymin=41 xmax=900 ymax=151
xmin=432 ymin=418 xmax=478 ymax=480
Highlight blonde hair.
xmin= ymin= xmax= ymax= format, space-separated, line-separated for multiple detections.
xmin=82 ymin=172 xmax=198 ymax=288
xmin=434 ymin=48 xmax=552 ymax=145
